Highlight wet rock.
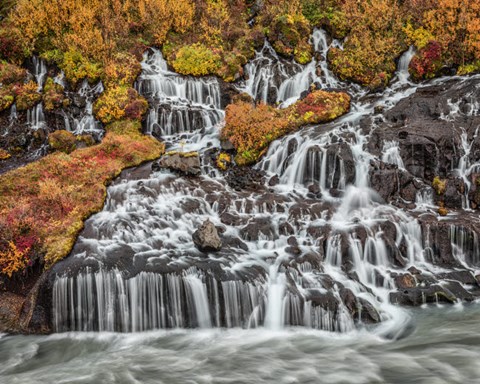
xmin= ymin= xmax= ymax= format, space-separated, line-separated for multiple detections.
xmin=408 ymin=266 xmax=422 ymax=275
xmin=155 ymin=152 xmax=201 ymax=176
xmin=358 ymin=298 xmax=381 ymax=323
xmin=279 ymin=221 xmax=295 ymax=236
xmin=193 ymin=219 xmax=222 ymax=252
xmin=240 ymin=218 xmax=275 ymax=241
xmin=394 ymin=273 xmax=417 ymax=289
xmin=268 ymin=175 xmax=280 ymax=186
xmin=225 ymin=167 xmax=266 ymax=191
xmin=285 ymin=236 xmax=301 ymax=255
xmin=307 ymin=184 xmax=322 ymax=199
xmin=437 ymin=270 xmax=477 ymax=285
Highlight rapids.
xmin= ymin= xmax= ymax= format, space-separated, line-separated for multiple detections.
xmin=1 ymin=305 xmax=480 ymax=383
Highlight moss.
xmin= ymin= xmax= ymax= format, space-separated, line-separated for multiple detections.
xmin=216 ymin=152 xmax=232 ymax=171
xmin=438 ymin=206 xmax=448 ymax=216
xmin=48 ymin=131 xmax=77 ymax=154
xmin=432 ymin=176 xmax=447 ymax=195
xmin=164 ymin=150 xmax=199 ymax=158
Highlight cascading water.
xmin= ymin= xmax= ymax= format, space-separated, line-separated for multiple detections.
xmin=50 ymin=31 xmax=480 ymax=336
xmin=62 ymin=80 xmax=104 ymax=138
xmin=238 ymin=29 xmax=342 ymax=106
xmin=135 ymin=49 xmax=224 ymax=149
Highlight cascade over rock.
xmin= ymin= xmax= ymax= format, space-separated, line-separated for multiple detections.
xmin=5 ymin=31 xmax=480 ymax=336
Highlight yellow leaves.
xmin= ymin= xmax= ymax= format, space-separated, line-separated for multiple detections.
xmin=0 ymin=242 xmax=29 ymax=278
xmin=0 ymin=149 xmax=11 ymax=160
xmin=172 ymin=44 xmax=222 ymax=76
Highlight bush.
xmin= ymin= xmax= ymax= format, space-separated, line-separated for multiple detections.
xmin=222 ymin=90 xmax=350 ymax=165
xmin=60 ymin=49 xmax=102 ymax=87
xmin=43 ymin=78 xmax=68 ymax=111
xmin=0 ymin=61 xmax=26 ymax=85
xmin=171 ymin=43 xmax=222 ymax=76
xmin=409 ymin=41 xmax=443 ymax=80
xmin=0 ymin=122 xmax=165 ymax=271
xmin=14 ymin=81 xmax=42 ymax=111
xmin=0 ymin=87 xmax=14 ymax=112
xmin=432 ymin=176 xmax=447 ymax=195
xmin=94 ymin=86 xmax=148 ymax=124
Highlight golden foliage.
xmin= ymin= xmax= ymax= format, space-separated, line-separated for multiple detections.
xmin=0 ymin=242 xmax=29 ymax=278
xmin=222 ymin=90 xmax=350 ymax=165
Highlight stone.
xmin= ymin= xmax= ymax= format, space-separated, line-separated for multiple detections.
xmin=192 ymin=219 xmax=222 ymax=252
xmin=156 ymin=152 xmax=201 ymax=176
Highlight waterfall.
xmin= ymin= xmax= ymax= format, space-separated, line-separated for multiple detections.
xmin=49 ymin=30 xmax=480 ymax=335
xmin=238 ymin=29 xmax=341 ymax=107
xmin=136 ymin=49 xmax=224 ymax=149
xmin=61 ymin=80 xmax=104 ymax=138
xmin=27 ymin=104 xmax=45 ymax=130
xmin=382 ymin=141 xmax=405 ymax=169
xmin=32 ymin=56 xmax=47 ymax=91
xmin=396 ymin=46 xmax=415 ymax=84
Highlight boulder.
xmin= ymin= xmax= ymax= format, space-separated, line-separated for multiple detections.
xmin=155 ymin=152 xmax=201 ymax=176
xmin=192 ymin=219 xmax=222 ymax=252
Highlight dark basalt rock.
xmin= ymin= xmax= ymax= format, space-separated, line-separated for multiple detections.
xmin=225 ymin=167 xmax=266 ymax=191
xmin=154 ymin=153 xmax=201 ymax=176
xmin=193 ymin=219 xmax=223 ymax=253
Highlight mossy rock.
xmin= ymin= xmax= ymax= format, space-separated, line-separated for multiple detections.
xmin=48 ymin=130 xmax=77 ymax=154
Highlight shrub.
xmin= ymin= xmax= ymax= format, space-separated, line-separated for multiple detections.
xmin=0 ymin=61 xmax=26 ymax=85
xmin=409 ymin=41 xmax=443 ymax=80
xmin=43 ymin=78 xmax=68 ymax=111
xmin=0 ymin=87 xmax=14 ymax=112
xmin=14 ymin=81 xmax=42 ymax=111
xmin=291 ymin=90 xmax=351 ymax=125
xmin=94 ymin=86 xmax=148 ymax=124
xmin=48 ymin=130 xmax=77 ymax=154
xmin=171 ymin=43 xmax=222 ymax=76
xmin=0 ymin=121 xmax=165 ymax=272
xmin=222 ymin=90 xmax=350 ymax=165
xmin=60 ymin=49 xmax=102 ymax=87
xmin=432 ymin=176 xmax=447 ymax=195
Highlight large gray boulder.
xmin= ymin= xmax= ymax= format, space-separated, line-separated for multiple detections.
xmin=154 ymin=152 xmax=201 ymax=176
xmin=193 ymin=219 xmax=222 ymax=252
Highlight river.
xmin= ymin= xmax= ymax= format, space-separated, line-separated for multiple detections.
xmin=1 ymin=304 xmax=480 ymax=384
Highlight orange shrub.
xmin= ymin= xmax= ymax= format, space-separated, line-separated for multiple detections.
xmin=222 ymin=90 xmax=350 ymax=165
xmin=0 ymin=121 xmax=165 ymax=272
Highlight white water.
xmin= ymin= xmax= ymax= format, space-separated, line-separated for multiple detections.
xmin=49 ymin=32 xmax=480 ymax=337
xmin=63 ymin=80 xmax=104 ymax=137
xmin=238 ymin=29 xmax=342 ymax=107
xmin=136 ymin=49 xmax=224 ymax=150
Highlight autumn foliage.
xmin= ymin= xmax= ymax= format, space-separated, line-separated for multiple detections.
xmin=0 ymin=122 xmax=165 ymax=276
xmin=222 ymin=90 xmax=350 ymax=165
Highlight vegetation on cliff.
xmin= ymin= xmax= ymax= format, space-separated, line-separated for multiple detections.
xmin=222 ymin=90 xmax=350 ymax=165
xmin=0 ymin=121 xmax=164 ymax=277
xmin=1 ymin=0 xmax=479 ymax=89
